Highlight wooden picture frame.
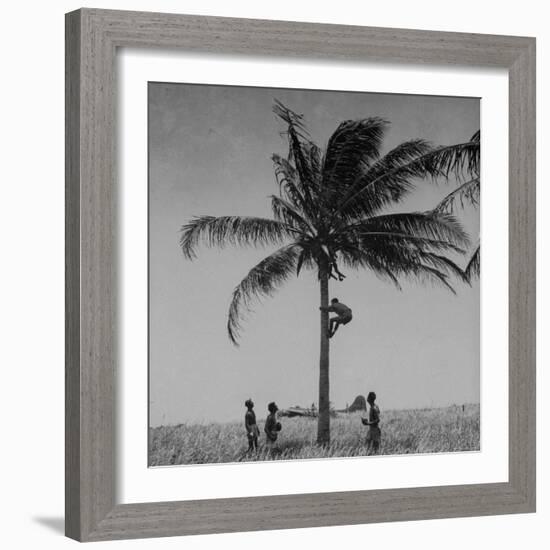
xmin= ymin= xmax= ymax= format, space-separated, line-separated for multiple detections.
xmin=65 ymin=8 xmax=536 ymax=542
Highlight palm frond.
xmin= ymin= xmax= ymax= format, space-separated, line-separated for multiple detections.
xmin=346 ymin=211 xmax=471 ymax=249
xmin=227 ymin=245 xmax=302 ymax=345
xmin=272 ymin=153 xmax=299 ymax=195
xmin=322 ymin=117 xmax=388 ymax=189
xmin=338 ymin=237 xmax=462 ymax=293
xmin=420 ymin=132 xmax=480 ymax=179
xmin=411 ymin=263 xmax=458 ymax=293
xmin=271 ymin=154 xmax=316 ymax=217
xmin=334 ymin=139 xmax=434 ymax=219
xmin=419 ymin=252 xmax=470 ymax=285
xmin=272 ymin=99 xmax=309 ymax=136
xmin=336 ymin=136 xmax=480 ymax=217
xmin=270 ymin=195 xmax=314 ymax=234
xmin=340 ymin=230 xmax=466 ymax=254
xmin=335 ymin=211 xmax=472 ymax=291
xmin=272 ymin=100 xmax=319 ymax=197
xmin=336 ymin=242 xmax=403 ymax=288
xmin=180 ymin=215 xmax=295 ymax=259
xmin=465 ymin=244 xmax=480 ymax=281
xmin=303 ymin=141 xmax=323 ymax=184
xmin=435 ymin=177 xmax=480 ymax=213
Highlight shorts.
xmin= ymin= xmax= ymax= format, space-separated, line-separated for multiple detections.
xmin=247 ymin=425 xmax=260 ymax=440
xmin=366 ymin=426 xmax=381 ymax=443
xmin=335 ymin=312 xmax=353 ymax=325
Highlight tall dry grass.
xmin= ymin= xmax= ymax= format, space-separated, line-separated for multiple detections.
xmin=149 ymin=404 xmax=480 ymax=466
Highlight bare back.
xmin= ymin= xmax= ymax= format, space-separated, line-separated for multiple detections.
xmin=330 ymin=302 xmax=351 ymax=315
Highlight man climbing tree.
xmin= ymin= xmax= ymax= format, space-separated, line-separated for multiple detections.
xmin=320 ymin=298 xmax=353 ymax=338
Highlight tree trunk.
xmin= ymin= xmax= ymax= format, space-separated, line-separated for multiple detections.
xmin=317 ymin=260 xmax=330 ymax=445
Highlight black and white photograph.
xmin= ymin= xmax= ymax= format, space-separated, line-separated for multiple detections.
xmin=2 ymin=0 xmax=543 ymax=546
xmin=148 ymin=82 xmax=481 ymax=466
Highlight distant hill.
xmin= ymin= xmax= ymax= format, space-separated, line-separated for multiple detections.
xmin=348 ymin=395 xmax=367 ymax=412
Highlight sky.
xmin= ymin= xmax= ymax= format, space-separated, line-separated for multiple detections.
xmin=148 ymin=82 xmax=480 ymax=426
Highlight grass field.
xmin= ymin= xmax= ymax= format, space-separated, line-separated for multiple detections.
xmin=149 ymin=404 xmax=480 ymax=466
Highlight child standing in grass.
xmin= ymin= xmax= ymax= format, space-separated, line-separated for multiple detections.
xmin=362 ymin=391 xmax=381 ymax=454
xmin=244 ymin=399 xmax=260 ymax=452
xmin=264 ymin=402 xmax=281 ymax=453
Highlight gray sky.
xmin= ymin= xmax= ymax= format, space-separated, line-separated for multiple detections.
xmin=148 ymin=82 xmax=480 ymax=426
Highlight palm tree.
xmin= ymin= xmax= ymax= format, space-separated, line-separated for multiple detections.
xmin=180 ymin=101 xmax=470 ymax=445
